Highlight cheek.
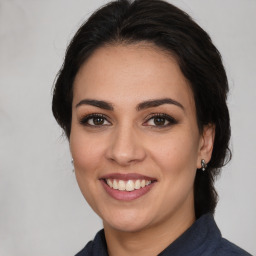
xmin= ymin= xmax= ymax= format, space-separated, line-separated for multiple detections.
xmin=69 ymin=127 xmax=107 ymax=204
xmin=69 ymin=129 xmax=106 ymax=212
xmin=151 ymin=132 xmax=199 ymax=206
xmin=70 ymin=128 xmax=106 ymax=173
xmin=150 ymin=131 xmax=200 ymax=172
xmin=148 ymin=130 xmax=200 ymax=202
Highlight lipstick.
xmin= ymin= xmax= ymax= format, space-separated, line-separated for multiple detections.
xmin=100 ymin=173 xmax=156 ymax=201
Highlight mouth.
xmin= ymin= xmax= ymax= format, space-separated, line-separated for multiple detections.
xmin=100 ymin=173 xmax=157 ymax=201
xmin=103 ymin=178 xmax=153 ymax=191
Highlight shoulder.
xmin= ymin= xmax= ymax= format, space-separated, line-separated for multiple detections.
xmin=213 ymin=237 xmax=252 ymax=256
xmin=75 ymin=241 xmax=93 ymax=256
xmin=75 ymin=229 xmax=108 ymax=256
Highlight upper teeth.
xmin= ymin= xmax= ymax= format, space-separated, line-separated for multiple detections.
xmin=106 ymin=179 xmax=152 ymax=192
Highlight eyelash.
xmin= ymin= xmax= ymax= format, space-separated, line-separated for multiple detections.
xmin=143 ymin=113 xmax=178 ymax=128
xmin=79 ymin=113 xmax=111 ymax=127
xmin=79 ymin=113 xmax=177 ymax=128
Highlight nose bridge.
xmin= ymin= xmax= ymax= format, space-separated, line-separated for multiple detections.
xmin=106 ymin=122 xmax=146 ymax=165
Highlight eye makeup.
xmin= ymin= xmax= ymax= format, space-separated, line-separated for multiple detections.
xmin=143 ymin=113 xmax=178 ymax=128
xmin=79 ymin=113 xmax=111 ymax=127
xmin=78 ymin=112 xmax=178 ymax=129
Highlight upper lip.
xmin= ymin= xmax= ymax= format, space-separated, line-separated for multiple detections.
xmin=100 ymin=173 xmax=157 ymax=181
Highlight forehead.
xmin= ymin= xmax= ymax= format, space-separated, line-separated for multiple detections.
xmin=73 ymin=43 xmax=195 ymax=111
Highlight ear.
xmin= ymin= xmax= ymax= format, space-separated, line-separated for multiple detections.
xmin=197 ymin=124 xmax=215 ymax=169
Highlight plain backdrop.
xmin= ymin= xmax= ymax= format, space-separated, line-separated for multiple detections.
xmin=0 ymin=0 xmax=255 ymax=255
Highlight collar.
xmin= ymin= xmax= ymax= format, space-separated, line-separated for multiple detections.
xmin=81 ymin=214 xmax=222 ymax=256
xmin=158 ymin=213 xmax=221 ymax=255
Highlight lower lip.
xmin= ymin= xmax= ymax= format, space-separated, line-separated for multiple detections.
xmin=100 ymin=180 xmax=155 ymax=201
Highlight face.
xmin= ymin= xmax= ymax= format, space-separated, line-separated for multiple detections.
xmin=70 ymin=44 xmax=214 ymax=233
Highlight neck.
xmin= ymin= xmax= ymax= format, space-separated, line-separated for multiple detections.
xmin=104 ymin=201 xmax=195 ymax=256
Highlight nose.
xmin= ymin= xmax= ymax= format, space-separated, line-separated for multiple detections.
xmin=105 ymin=124 xmax=146 ymax=166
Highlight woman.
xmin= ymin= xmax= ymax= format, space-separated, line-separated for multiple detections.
xmin=52 ymin=0 xmax=251 ymax=255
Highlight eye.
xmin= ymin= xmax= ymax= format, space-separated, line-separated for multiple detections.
xmin=79 ymin=114 xmax=111 ymax=127
xmin=143 ymin=113 xmax=177 ymax=127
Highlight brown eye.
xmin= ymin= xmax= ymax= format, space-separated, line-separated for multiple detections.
xmin=79 ymin=114 xmax=111 ymax=127
xmin=153 ymin=117 xmax=166 ymax=126
xmin=92 ymin=117 xmax=104 ymax=125
xmin=143 ymin=113 xmax=178 ymax=128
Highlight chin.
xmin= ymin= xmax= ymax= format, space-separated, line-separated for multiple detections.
xmin=103 ymin=210 xmax=152 ymax=233
xmin=105 ymin=220 xmax=148 ymax=233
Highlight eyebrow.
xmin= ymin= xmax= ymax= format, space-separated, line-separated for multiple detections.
xmin=137 ymin=98 xmax=184 ymax=111
xmin=75 ymin=98 xmax=184 ymax=111
xmin=76 ymin=99 xmax=114 ymax=110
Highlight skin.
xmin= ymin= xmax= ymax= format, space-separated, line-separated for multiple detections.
xmin=70 ymin=43 xmax=215 ymax=256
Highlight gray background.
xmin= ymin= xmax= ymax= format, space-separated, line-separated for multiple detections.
xmin=0 ymin=0 xmax=255 ymax=255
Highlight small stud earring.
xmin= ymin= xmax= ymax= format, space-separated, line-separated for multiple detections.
xmin=71 ymin=159 xmax=74 ymax=172
xmin=201 ymin=159 xmax=207 ymax=171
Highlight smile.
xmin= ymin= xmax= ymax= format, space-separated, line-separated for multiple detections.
xmin=105 ymin=179 xmax=152 ymax=191
xmin=100 ymin=173 xmax=157 ymax=201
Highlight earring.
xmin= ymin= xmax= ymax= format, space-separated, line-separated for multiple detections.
xmin=201 ymin=159 xmax=207 ymax=171
xmin=71 ymin=159 xmax=74 ymax=172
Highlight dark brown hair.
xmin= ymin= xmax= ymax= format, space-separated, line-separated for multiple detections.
xmin=52 ymin=0 xmax=231 ymax=218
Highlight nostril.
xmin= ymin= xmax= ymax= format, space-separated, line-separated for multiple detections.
xmin=106 ymin=148 xmax=147 ymax=166
xmin=105 ymin=130 xmax=147 ymax=165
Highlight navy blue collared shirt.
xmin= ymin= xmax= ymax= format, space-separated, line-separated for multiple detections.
xmin=75 ymin=214 xmax=251 ymax=256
